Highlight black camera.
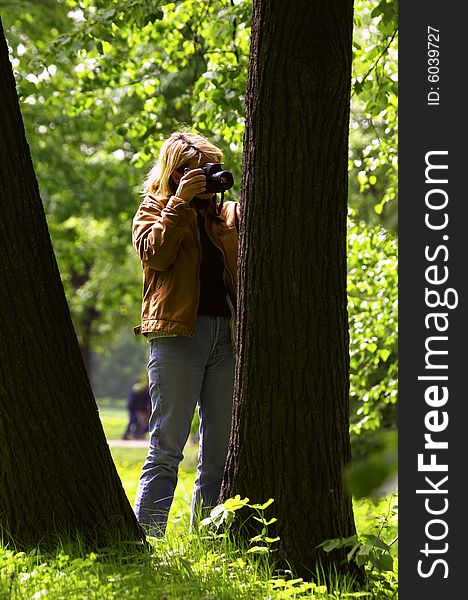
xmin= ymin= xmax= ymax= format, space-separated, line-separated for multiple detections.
xmin=185 ymin=163 xmax=234 ymax=194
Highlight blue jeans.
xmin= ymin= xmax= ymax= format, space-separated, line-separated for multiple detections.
xmin=134 ymin=315 xmax=234 ymax=535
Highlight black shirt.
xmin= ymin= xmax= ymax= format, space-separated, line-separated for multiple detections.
xmin=193 ymin=198 xmax=231 ymax=317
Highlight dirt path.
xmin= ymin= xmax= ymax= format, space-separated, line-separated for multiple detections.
xmin=107 ymin=439 xmax=149 ymax=448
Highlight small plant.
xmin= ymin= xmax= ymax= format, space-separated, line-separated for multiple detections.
xmin=318 ymin=494 xmax=398 ymax=598
xmin=199 ymin=495 xmax=280 ymax=556
xmin=318 ymin=532 xmax=396 ymax=572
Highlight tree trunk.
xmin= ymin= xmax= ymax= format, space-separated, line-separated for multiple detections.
xmin=70 ymin=264 xmax=98 ymax=378
xmin=220 ymin=0 xmax=361 ymax=580
xmin=0 ymin=19 xmax=143 ymax=549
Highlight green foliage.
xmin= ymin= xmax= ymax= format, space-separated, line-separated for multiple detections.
xmin=350 ymin=0 xmax=398 ymax=229
xmin=10 ymin=0 xmax=250 ymax=183
xmin=347 ymin=214 xmax=398 ymax=454
xmin=3 ymin=0 xmax=251 ymax=355
xmin=1 ymin=3 xmax=399 ymax=595
xmin=4 ymin=0 xmax=399 ymax=468
xmin=92 ymin=330 xmax=148 ymax=398
xmin=345 ymin=430 xmax=397 ymax=499
xmin=3 ymin=0 xmax=146 ymax=354
xmin=200 ymin=496 xmax=279 ymax=555
xmin=2 ymin=406 xmax=397 ymax=598
xmin=2 ymin=0 xmax=398 ymax=367
xmin=319 ymin=493 xmax=398 ymax=598
xmin=0 ymin=533 xmax=357 ymax=599
xmin=346 ymin=209 xmax=398 ymax=503
xmin=197 ymin=496 xmax=389 ymax=597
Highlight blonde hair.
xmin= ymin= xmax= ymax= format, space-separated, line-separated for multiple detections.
xmin=142 ymin=130 xmax=224 ymax=198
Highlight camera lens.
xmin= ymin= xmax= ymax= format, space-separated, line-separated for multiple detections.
xmin=212 ymin=170 xmax=234 ymax=190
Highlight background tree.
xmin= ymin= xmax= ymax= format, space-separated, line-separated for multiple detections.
xmin=0 ymin=17 xmax=142 ymax=548
xmin=220 ymin=0 xmax=362 ymax=581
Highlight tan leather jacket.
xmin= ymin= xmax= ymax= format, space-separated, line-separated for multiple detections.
xmin=132 ymin=193 xmax=239 ymax=337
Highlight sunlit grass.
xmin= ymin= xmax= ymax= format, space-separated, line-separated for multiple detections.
xmin=0 ymin=402 xmax=398 ymax=599
xmin=98 ymin=400 xmax=129 ymax=440
xmin=109 ymin=443 xmax=198 ymax=525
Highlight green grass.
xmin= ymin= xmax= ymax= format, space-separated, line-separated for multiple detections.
xmin=98 ymin=401 xmax=129 ymax=440
xmin=109 ymin=444 xmax=198 ymax=526
xmin=99 ymin=399 xmax=199 ymax=522
xmin=0 ymin=403 xmax=398 ymax=599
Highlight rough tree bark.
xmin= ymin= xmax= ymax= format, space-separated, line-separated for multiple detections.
xmin=220 ymin=0 xmax=361 ymax=580
xmin=70 ymin=264 xmax=99 ymax=378
xmin=0 ymin=19 xmax=143 ymax=549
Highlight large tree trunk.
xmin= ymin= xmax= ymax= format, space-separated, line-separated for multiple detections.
xmin=70 ymin=264 xmax=98 ymax=378
xmin=0 ymin=19 xmax=143 ymax=549
xmin=221 ymin=0 xmax=360 ymax=580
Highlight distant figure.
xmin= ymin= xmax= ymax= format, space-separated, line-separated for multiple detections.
xmin=122 ymin=380 xmax=151 ymax=440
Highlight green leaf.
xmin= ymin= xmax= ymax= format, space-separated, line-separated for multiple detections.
xmin=247 ymin=546 xmax=269 ymax=554
xmin=369 ymin=553 xmax=394 ymax=572
xmin=362 ymin=534 xmax=391 ymax=551
xmin=380 ymin=348 xmax=391 ymax=362
xmin=148 ymin=10 xmax=164 ymax=22
xmin=223 ymin=496 xmax=249 ymax=511
xmin=371 ymin=4 xmax=384 ymax=18
xmin=353 ymin=80 xmax=363 ymax=95
xmin=249 ymin=535 xmax=264 ymax=543
xmin=318 ymin=535 xmax=358 ymax=552
xmin=249 ymin=498 xmax=275 ymax=511
xmin=253 ymin=516 xmax=277 ymax=526
xmin=319 ymin=539 xmax=341 ymax=552
xmin=346 ymin=543 xmax=361 ymax=562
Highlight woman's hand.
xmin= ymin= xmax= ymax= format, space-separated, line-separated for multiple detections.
xmin=174 ymin=168 xmax=207 ymax=203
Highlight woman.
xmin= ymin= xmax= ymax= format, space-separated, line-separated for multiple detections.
xmin=132 ymin=130 xmax=239 ymax=535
